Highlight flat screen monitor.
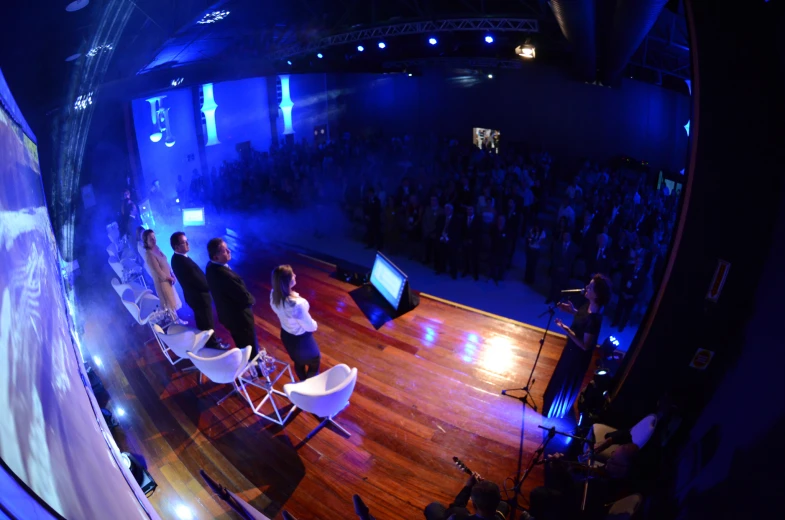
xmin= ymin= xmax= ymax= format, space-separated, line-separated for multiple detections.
xmin=182 ymin=207 xmax=205 ymax=226
xmin=370 ymin=252 xmax=408 ymax=309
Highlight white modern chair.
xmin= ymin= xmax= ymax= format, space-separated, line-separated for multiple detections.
xmin=152 ymin=324 xmax=213 ymax=368
xmin=284 ymin=364 xmax=358 ymax=439
xmin=112 ymin=277 xmax=152 ymax=304
xmin=606 ymin=493 xmax=643 ymax=519
xmin=122 ymin=293 xmax=162 ymax=326
xmin=187 ymin=346 xmax=257 ymax=405
xmin=591 ymin=414 xmax=658 ymax=464
xmin=109 ymin=256 xmax=144 ymax=285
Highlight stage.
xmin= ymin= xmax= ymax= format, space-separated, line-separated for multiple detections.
xmin=84 ymin=235 xmax=594 ymax=520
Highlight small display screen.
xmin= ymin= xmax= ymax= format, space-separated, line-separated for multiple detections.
xmin=182 ymin=207 xmax=205 ymax=226
xmin=370 ymin=252 xmax=407 ymax=309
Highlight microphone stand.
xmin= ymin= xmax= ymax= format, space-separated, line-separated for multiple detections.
xmin=501 ymin=302 xmax=558 ymax=411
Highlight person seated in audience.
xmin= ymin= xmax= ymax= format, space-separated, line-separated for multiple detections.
xmin=424 ymin=473 xmax=510 ymax=520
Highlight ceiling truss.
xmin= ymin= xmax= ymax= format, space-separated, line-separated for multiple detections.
xmin=269 ymin=17 xmax=539 ymax=60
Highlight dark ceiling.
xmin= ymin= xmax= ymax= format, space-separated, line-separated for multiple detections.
xmin=0 ymin=0 xmax=690 ymax=132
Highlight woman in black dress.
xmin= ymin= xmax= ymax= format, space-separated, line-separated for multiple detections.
xmin=543 ymin=274 xmax=611 ymax=419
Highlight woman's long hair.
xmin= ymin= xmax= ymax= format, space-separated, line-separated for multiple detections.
xmin=271 ymin=264 xmax=295 ymax=307
xmin=142 ymin=229 xmax=155 ymax=250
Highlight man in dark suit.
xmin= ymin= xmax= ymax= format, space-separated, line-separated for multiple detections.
xmin=170 ymin=232 xmax=226 ymax=349
xmin=205 ymin=238 xmax=259 ymax=357
xmin=462 ymin=205 xmax=482 ymax=281
xmin=363 ymin=187 xmax=383 ymax=250
xmin=547 ymin=231 xmax=579 ymax=304
xmin=505 ymin=198 xmax=523 ymax=269
xmin=612 ymin=255 xmax=646 ymax=331
xmin=590 ymin=233 xmax=613 ymax=277
xmin=434 ymin=203 xmax=462 ymax=279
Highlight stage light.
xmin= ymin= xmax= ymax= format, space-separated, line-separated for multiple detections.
xmin=175 ymin=505 xmax=194 ymax=520
xmin=73 ymin=92 xmax=93 ymax=111
xmin=116 ymin=407 xmax=126 ymax=417
xmin=66 ymin=0 xmax=89 ymax=11
xmin=487 ymin=74 xmax=493 ymax=79
xmin=684 ymin=120 xmax=690 ymax=136
xmin=170 ymin=77 xmax=184 ymax=87
xmin=515 ymin=39 xmax=536 ymax=59
xmin=197 ymin=10 xmax=230 ymax=24
xmin=317 ymin=53 xmax=323 ymax=59
xmin=86 ymin=43 xmax=113 ymax=57
xmin=357 ymin=45 xmax=364 ymax=52
xmin=428 ymin=37 xmax=437 ymax=45
xmin=485 ymin=35 xmax=494 ymax=43
xmin=408 ymin=73 xmax=413 ymax=77
xmin=378 ymin=42 xmax=386 ymax=49
xmin=287 ymin=60 xmax=292 ymax=65
xmin=121 ymin=452 xmax=158 ymax=495
xmin=200 ymin=83 xmax=220 ymax=145
xmin=175 ymin=198 xmax=180 ymax=203
xmin=596 ymin=369 xmax=607 ymax=376
xmin=92 ymin=356 xmax=102 ymax=367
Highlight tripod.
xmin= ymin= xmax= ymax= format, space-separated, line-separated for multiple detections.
xmin=501 ymin=303 xmax=557 ymax=411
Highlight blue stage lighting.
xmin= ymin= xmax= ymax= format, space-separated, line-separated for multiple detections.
xmin=428 ymin=37 xmax=437 ymax=45
xmin=317 ymin=53 xmax=323 ymax=59
xmin=378 ymin=42 xmax=386 ymax=49
xmin=357 ymin=45 xmax=364 ymax=52
xmin=485 ymin=35 xmax=494 ymax=43
xmin=287 ymin=60 xmax=292 ymax=65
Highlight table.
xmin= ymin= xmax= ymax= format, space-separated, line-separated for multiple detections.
xmin=238 ymin=353 xmax=297 ymax=425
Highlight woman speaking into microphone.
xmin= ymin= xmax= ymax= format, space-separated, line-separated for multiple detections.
xmin=270 ymin=265 xmax=321 ymax=381
xmin=542 ymin=273 xmax=611 ymax=420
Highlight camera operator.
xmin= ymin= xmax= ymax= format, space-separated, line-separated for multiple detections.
xmin=424 ymin=472 xmax=510 ymax=520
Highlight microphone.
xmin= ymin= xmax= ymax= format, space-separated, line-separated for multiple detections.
xmin=561 ymin=288 xmax=585 ymax=294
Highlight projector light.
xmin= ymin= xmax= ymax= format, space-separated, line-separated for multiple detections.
xmin=175 ymin=198 xmax=180 ymax=203
xmin=73 ymin=92 xmax=93 ymax=111
xmin=408 ymin=73 xmax=413 ymax=77
xmin=197 ymin=10 xmax=230 ymax=25
xmin=428 ymin=37 xmax=437 ymax=45
xmin=170 ymin=77 xmax=184 ymax=87
xmin=378 ymin=42 xmax=386 ymax=49
xmin=515 ymin=40 xmax=536 ymax=59
xmin=485 ymin=35 xmax=494 ymax=44
xmin=357 ymin=45 xmax=364 ymax=52
xmin=596 ymin=369 xmax=607 ymax=376
xmin=175 ymin=505 xmax=194 ymax=520
xmin=317 ymin=53 xmax=323 ymax=59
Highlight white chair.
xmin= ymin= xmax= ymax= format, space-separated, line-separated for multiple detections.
xmin=606 ymin=493 xmax=642 ymax=519
xmin=109 ymin=256 xmax=144 ymax=285
xmin=122 ymin=293 xmax=162 ymax=325
xmin=591 ymin=414 xmax=658 ymax=464
xmin=152 ymin=323 xmax=213 ymax=368
xmin=112 ymin=277 xmax=152 ymax=304
xmin=284 ymin=364 xmax=358 ymax=439
xmin=187 ymin=346 xmax=256 ymax=405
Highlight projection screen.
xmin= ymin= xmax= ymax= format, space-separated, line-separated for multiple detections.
xmin=0 ymin=70 xmax=158 ymax=518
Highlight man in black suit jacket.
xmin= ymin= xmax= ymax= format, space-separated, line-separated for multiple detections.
xmin=434 ymin=204 xmax=462 ymax=279
xmin=612 ymin=256 xmax=646 ymax=331
xmin=462 ymin=205 xmax=482 ymax=281
xmin=547 ymin=231 xmax=579 ymax=303
xmin=205 ymin=238 xmax=259 ymax=357
xmin=170 ymin=232 xmax=225 ymax=349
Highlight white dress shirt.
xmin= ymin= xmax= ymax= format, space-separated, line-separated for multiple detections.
xmin=269 ymin=291 xmax=318 ymax=336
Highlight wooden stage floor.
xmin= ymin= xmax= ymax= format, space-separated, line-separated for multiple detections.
xmin=85 ymin=240 xmax=589 ymax=520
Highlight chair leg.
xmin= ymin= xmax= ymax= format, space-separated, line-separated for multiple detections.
xmin=329 ymin=417 xmax=351 ymax=437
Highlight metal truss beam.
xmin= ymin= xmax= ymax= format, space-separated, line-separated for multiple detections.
xmin=269 ymin=18 xmax=539 ymax=60
xmin=383 ymin=57 xmax=525 ymax=70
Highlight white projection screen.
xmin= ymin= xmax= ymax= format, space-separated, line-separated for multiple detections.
xmin=0 ymin=71 xmax=158 ymax=518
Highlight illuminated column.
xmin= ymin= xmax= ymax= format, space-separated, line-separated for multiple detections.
xmin=145 ymin=96 xmax=165 ymax=142
xmin=279 ymin=74 xmax=294 ymax=136
xmin=200 ymin=83 xmax=220 ymax=146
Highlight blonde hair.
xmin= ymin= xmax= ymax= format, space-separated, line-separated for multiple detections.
xmin=271 ymin=265 xmax=295 ymax=307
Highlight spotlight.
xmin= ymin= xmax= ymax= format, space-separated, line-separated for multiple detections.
xmin=175 ymin=505 xmax=194 ymax=520
xmin=596 ymin=369 xmax=608 ymax=376
xmin=487 ymin=74 xmax=493 ymax=79
xmin=121 ymin=452 xmax=157 ymax=496
xmin=287 ymin=60 xmax=292 ymax=65
xmin=175 ymin=198 xmax=180 ymax=204
xmin=428 ymin=37 xmax=437 ymax=45
xmin=317 ymin=53 xmax=323 ymax=59
xmin=378 ymin=42 xmax=386 ymax=49
xmin=357 ymin=45 xmax=364 ymax=52
xmin=92 ymin=356 xmax=102 ymax=367
xmin=65 ymin=0 xmax=89 ymax=12
xmin=116 ymin=407 xmax=126 ymax=417
xmin=408 ymin=73 xmax=413 ymax=77
xmin=515 ymin=39 xmax=536 ymax=59
xmin=485 ymin=35 xmax=494 ymax=44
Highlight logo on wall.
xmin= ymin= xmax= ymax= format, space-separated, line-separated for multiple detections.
xmin=145 ymin=95 xmax=176 ymax=147
xmin=200 ymin=83 xmax=220 ymax=146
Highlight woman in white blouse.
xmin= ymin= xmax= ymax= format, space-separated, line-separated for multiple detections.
xmin=141 ymin=229 xmax=183 ymax=322
xmin=270 ymin=265 xmax=321 ymax=380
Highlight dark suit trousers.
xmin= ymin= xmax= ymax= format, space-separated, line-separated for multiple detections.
xmin=225 ymin=310 xmax=259 ymax=358
xmin=186 ymin=293 xmax=219 ymax=348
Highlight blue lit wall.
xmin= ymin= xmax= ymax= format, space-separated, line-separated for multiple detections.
xmin=328 ymin=66 xmax=690 ymax=171
xmin=131 ymin=88 xmax=201 ymax=202
xmin=206 ymin=77 xmax=272 ymax=171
